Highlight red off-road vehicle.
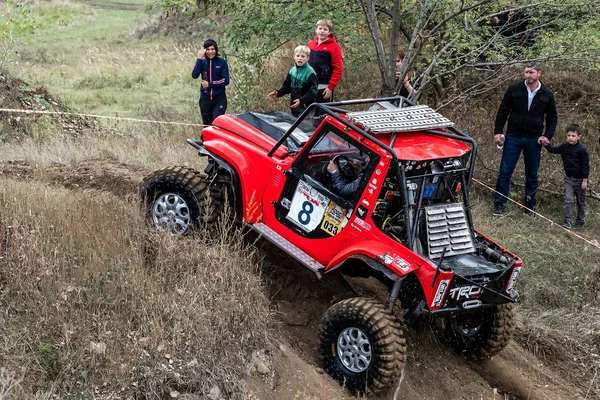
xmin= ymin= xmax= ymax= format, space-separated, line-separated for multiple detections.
xmin=140 ymin=97 xmax=522 ymax=394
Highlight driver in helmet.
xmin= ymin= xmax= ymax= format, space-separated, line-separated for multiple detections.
xmin=327 ymin=154 xmax=369 ymax=199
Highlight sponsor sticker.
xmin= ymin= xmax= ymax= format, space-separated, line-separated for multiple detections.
xmin=356 ymin=205 xmax=368 ymax=219
xmin=505 ymin=266 xmax=521 ymax=295
xmin=286 ymin=180 xmax=328 ymax=232
xmin=394 ymin=256 xmax=411 ymax=271
xmin=320 ymin=202 xmax=347 ymax=236
xmin=353 ymin=217 xmax=371 ymax=231
xmin=449 ymin=285 xmax=483 ymax=300
xmin=432 ymin=279 xmax=450 ymax=307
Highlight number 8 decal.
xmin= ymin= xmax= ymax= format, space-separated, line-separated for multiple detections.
xmin=298 ymin=201 xmax=314 ymax=225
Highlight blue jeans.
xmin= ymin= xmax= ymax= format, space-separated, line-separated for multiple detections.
xmin=494 ymin=135 xmax=542 ymax=210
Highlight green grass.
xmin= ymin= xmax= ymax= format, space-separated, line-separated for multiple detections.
xmin=16 ymin=0 xmax=200 ymax=120
xmin=470 ymin=186 xmax=600 ymax=312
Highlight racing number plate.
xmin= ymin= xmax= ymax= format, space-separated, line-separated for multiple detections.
xmin=320 ymin=202 xmax=346 ymax=236
xmin=287 ymin=180 xmax=329 ymax=232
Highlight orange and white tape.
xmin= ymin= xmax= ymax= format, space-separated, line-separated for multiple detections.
xmin=1 ymin=108 xmax=597 ymax=250
xmin=0 ymin=108 xmax=204 ymax=127
xmin=472 ymin=178 xmax=600 ymax=250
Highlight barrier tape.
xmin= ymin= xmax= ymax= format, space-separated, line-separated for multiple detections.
xmin=1 ymin=108 xmax=598 ymax=250
xmin=0 ymin=108 xmax=204 ymax=128
xmin=472 ymin=178 xmax=600 ymax=250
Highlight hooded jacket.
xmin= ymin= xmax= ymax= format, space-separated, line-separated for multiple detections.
xmin=191 ymin=56 xmax=229 ymax=101
xmin=307 ymin=34 xmax=343 ymax=91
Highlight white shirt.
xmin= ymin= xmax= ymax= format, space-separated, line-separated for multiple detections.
xmin=525 ymin=80 xmax=541 ymax=111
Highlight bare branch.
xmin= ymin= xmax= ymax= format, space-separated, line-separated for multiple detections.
xmin=373 ymin=5 xmax=413 ymax=41
xmin=358 ymin=0 xmax=387 ymax=80
xmin=228 ymin=40 xmax=292 ymax=61
xmin=427 ymin=0 xmax=495 ymax=39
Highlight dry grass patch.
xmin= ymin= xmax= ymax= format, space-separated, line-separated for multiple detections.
xmin=0 ymin=124 xmax=201 ymax=168
xmin=0 ymin=178 xmax=269 ymax=399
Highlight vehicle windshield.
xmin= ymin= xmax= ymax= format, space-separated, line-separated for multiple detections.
xmin=235 ymin=111 xmax=316 ymax=152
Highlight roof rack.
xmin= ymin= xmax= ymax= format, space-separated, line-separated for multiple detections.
xmin=347 ymin=105 xmax=454 ymax=133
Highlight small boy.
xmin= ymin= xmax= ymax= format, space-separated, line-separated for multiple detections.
xmin=544 ymin=123 xmax=590 ymax=228
xmin=268 ymin=45 xmax=318 ymax=117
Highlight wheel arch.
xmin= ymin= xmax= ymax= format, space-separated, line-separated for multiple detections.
xmin=195 ymin=146 xmax=244 ymax=222
xmin=330 ymin=255 xmax=400 ymax=288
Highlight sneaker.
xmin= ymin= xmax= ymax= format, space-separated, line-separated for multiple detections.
xmin=493 ymin=205 xmax=505 ymax=216
xmin=562 ymin=221 xmax=571 ymax=229
xmin=573 ymin=221 xmax=584 ymax=228
xmin=523 ymin=209 xmax=534 ymax=216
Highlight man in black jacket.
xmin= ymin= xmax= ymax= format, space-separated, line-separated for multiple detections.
xmin=493 ymin=65 xmax=558 ymax=215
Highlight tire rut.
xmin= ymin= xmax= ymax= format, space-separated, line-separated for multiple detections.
xmin=0 ymin=159 xmax=151 ymax=198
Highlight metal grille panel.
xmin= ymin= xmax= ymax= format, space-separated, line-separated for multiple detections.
xmin=425 ymin=203 xmax=475 ymax=258
xmin=347 ymin=105 xmax=454 ymax=133
xmin=252 ymin=222 xmax=324 ymax=277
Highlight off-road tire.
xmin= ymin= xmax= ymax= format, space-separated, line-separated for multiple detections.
xmin=139 ymin=166 xmax=222 ymax=235
xmin=445 ymin=303 xmax=515 ymax=359
xmin=318 ymin=297 xmax=407 ymax=395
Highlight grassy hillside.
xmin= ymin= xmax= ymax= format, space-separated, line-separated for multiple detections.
xmin=0 ymin=178 xmax=269 ymax=398
xmin=1 ymin=0 xmax=599 ymax=397
xmin=17 ymin=0 xmax=199 ymax=120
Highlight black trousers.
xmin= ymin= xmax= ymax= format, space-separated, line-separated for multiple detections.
xmin=199 ymin=94 xmax=227 ymax=126
xmin=315 ymin=88 xmax=334 ymax=103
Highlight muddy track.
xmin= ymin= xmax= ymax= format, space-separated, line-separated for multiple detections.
xmin=0 ymin=160 xmax=151 ymax=198
xmin=0 ymin=159 xmax=588 ymax=399
xmin=260 ymin=253 xmax=586 ymax=400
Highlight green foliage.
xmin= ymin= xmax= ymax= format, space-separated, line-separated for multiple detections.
xmin=0 ymin=0 xmax=34 ymax=68
xmin=228 ymin=58 xmax=261 ymax=111
xmin=38 ymin=344 xmax=61 ymax=381
xmin=0 ymin=0 xmax=34 ymax=41
xmin=155 ymin=0 xmax=600 ymax=100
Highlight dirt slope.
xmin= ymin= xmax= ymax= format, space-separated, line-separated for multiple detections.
xmin=0 ymin=159 xmax=589 ymax=400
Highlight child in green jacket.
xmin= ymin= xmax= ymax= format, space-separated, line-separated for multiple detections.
xmin=268 ymin=46 xmax=319 ymax=117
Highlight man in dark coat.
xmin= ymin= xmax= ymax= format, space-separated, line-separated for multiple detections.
xmin=492 ymin=65 xmax=558 ymax=215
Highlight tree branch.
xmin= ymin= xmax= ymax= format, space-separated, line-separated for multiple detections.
xmin=427 ymin=0 xmax=495 ymax=38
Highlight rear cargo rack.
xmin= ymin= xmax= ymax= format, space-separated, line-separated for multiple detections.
xmin=347 ymin=105 xmax=454 ymax=133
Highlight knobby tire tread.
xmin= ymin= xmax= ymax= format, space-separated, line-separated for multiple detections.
xmin=318 ymin=297 xmax=406 ymax=394
xmin=140 ymin=166 xmax=222 ymax=232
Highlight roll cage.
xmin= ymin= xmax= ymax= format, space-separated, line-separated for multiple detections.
xmin=267 ymin=96 xmax=479 ymax=252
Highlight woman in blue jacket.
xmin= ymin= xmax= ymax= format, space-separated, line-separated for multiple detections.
xmin=191 ymin=39 xmax=230 ymax=126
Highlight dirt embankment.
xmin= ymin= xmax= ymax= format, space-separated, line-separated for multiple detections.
xmin=0 ymin=159 xmax=591 ymax=400
xmin=0 ymin=159 xmax=150 ymax=198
